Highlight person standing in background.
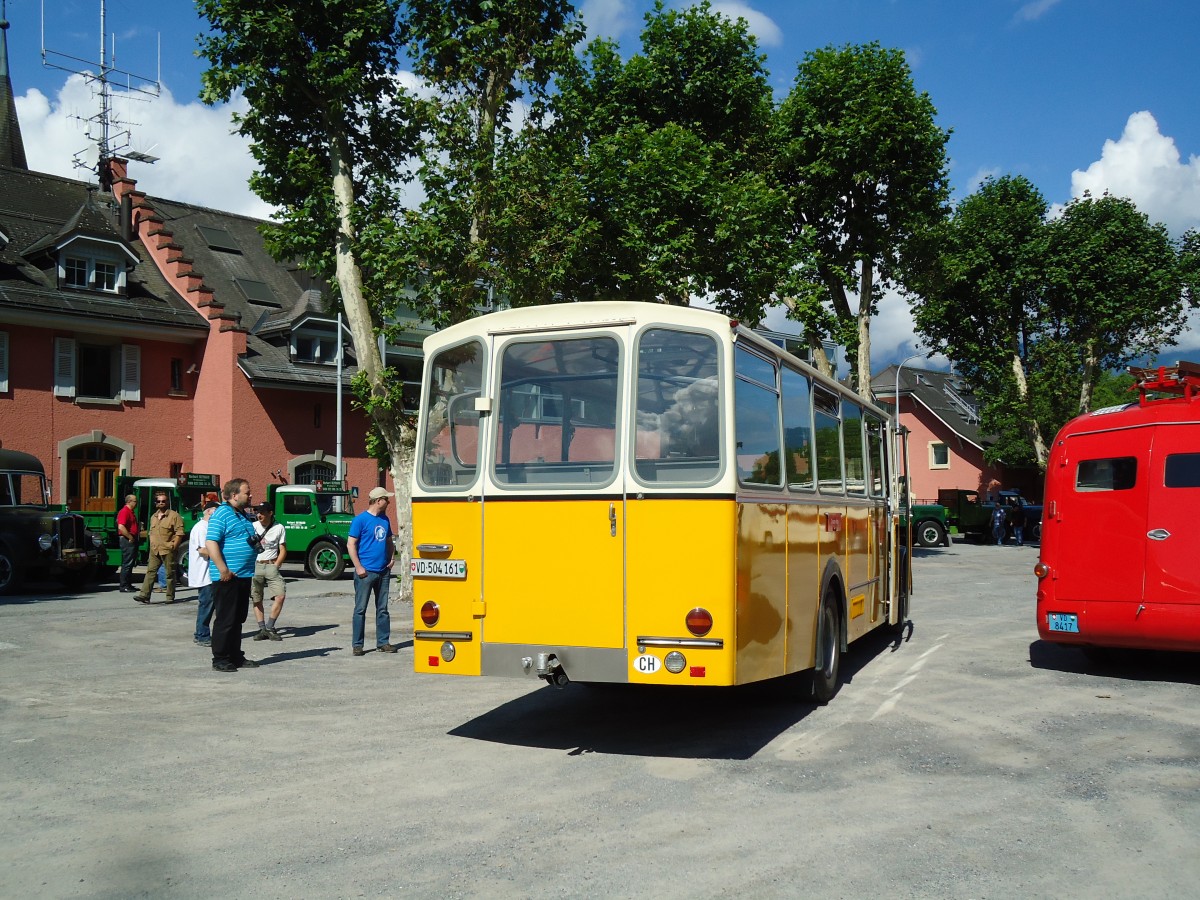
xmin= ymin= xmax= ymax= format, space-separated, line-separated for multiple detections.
xmin=347 ymin=487 xmax=398 ymax=656
xmin=115 ymin=494 xmax=139 ymax=593
xmin=250 ymin=503 xmax=288 ymax=642
xmin=133 ymin=492 xmax=185 ymax=604
xmin=189 ymin=501 xmax=218 ymax=647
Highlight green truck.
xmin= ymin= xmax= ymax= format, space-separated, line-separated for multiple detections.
xmin=81 ymin=473 xmax=221 ymax=577
xmin=937 ymin=488 xmax=1043 ymax=542
xmin=264 ymin=482 xmax=356 ymax=580
xmin=82 ymin=477 xmax=357 ymax=581
xmin=905 ymin=502 xmax=952 ymax=547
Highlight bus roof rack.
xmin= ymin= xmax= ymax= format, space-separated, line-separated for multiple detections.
xmin=1128 ymin=361 xmax=1200 ymax=403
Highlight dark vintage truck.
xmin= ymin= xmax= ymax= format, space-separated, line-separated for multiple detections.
xmin=0 ymin=449 xmax=104 ymax=594
xmin=938 ymin=488 xmax=1044 ymax=542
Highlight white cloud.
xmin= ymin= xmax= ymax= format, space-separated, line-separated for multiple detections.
xmin=1013 ymin=0 xmax=1063 ymax=23
xmin=709 ymin=2 xmax=783 ymax=48
xmin=580 ymin=0 xmax=638 ymax=41
xmin=1070 ymin=111 xmax=1200 ymax=237
xmin=15 ymin=76 xmax=272 ymax=220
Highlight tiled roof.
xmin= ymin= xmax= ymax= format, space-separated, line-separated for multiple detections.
xmin=872 ymin=364 xmax=987 ymax=449
xmin=0 ymin=165 xmax=209 ymax=333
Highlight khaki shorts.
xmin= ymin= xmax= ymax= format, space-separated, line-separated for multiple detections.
xmin=251 ymin=562 xmax=285 ymax=604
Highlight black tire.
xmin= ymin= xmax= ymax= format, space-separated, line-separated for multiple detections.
xmin=307 ymin=541 xmax=345 ymax=580
xmin=1029 ymin=522 xmax=1042 ymax=542
xmin=915 ymin=519 xmax=947 ymax=548
xmin=0 ymin=545 xmax=23 ymax=596
xmin=808 ymin=593 xmax=842 ymax=704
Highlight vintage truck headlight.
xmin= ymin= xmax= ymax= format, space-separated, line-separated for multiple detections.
xmin=38 ymin=534 xmax=53 ymax=552
xmin=90 ymin=533 xmax=104 ymax=549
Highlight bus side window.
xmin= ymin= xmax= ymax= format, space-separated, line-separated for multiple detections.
xmin=813 ymin=387 xmax=844 ymax=493
xmin=782 ymin=367 xmax=814 ymax=490
xmin=634 ymin=329 xmax=721 ymax=484
xmin=734 ymin=345 xmax=781 ymax=487
xmin=1076 ymin=457 xmax=1137 ymax=491
xmin=842 ymin=400 xmax=866 ymax=495
xmin=865 ymin=415 xmax=887 ymax=497
xmin=1164 ymin=453 xmax=1200 ymax=487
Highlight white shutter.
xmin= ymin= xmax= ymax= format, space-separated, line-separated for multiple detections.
xmin=121 ymin=344 xmax=141 ymax=402
xmin=0 ymin=331 xmax=8 ymax=392
xmin=53 ymin=337 xmax=76 ymax=398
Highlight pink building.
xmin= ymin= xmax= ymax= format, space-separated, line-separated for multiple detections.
xmin=872 ymin=365 xmax=1041 ymax=504
xmin=0 ymin=34 xmax=426 ymax=513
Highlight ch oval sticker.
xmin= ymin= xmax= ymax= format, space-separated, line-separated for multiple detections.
xmin=633 ymin=653 xmax=661 ymax=674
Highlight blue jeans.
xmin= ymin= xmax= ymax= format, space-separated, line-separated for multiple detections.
xmin=352 ymin=571 xmax=391 ymax=649
xmin=194 ymin=584 xmax=214 ymax=641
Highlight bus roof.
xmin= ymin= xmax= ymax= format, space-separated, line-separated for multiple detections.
xmin=1058 ymin=361 xmax=1200 ymax=437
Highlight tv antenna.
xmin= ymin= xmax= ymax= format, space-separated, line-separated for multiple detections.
xmin=39 ymin=0 xmax=161 ymax=187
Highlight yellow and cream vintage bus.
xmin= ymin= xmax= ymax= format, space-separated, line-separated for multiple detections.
xmin=411 ymin=302 xmax=911 ymax=701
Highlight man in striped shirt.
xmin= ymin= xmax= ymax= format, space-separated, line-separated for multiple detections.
xmin=206 ymin=478 xmax=260 ymax=673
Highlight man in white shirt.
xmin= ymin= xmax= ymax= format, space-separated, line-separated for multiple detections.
xmin=251 ymin=503 xmax=289 ymax=641
xmin=189 ymin=501 xmax=218 ymax=646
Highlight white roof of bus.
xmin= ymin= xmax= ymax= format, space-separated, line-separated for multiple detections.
xmin=423 ymin=301 xmax=729 ymax=352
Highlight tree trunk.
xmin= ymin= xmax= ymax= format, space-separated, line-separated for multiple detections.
xmin=1077 ymin=338 xmax=1099 ymax=416
xmin=856 ymin=262 xmax=875 ymax=399
xmin=1011 ymin=351 xmax=1049 ymax=467
xmin=329 ymin=132 xmax=416 ymax=600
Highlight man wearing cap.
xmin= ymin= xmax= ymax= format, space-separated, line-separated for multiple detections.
xmin=347 ymin=486 xmax=398 ymax=656
xmin=188 ymin=501 xmax=219 ymax=646
xmin=250 ymin=503 xmax=288 ymax=641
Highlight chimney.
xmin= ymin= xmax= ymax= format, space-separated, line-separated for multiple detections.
xmin=120 ymin=192 xmax=133 ymax=242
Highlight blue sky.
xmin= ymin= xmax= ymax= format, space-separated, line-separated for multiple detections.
xmin=6 ymin=0 xmax=1200 ymax=363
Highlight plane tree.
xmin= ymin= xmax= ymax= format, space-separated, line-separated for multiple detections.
xmin=773 ymin=42 xmax=951 ymax=390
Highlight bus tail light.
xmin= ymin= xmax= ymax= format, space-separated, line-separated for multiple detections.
xmin=1034 ymin=563 xmax=1051 ymax=579
xmin=664 ymin=651 xmax=686 ymax=673
xmin=686 ymin=607 xmax=713 ymax=637
xmin=440 ymin=641 xmax=456 ymax=662
xmin=421 ymin=601 xmax=440 ymax=627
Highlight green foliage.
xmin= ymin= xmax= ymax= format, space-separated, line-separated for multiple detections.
xmin=774 ymin=42 xmax=951 ymax=386
xmin=910 ymin=177 xmax=1197 ymax=467
xmin=493 ymin=1 xmax=793 ymax=319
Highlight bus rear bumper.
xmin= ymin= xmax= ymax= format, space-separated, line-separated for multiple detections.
xmin=482 ymin=643 xmax=629 ymax=683
xmin=1037 ymin=598 xmax=1200 ymax=652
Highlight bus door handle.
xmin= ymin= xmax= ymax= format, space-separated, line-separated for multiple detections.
xmin=609 ymin=503 xmax=617 ymax=537
xmin=1147 ymin=528 xmax=1170 ymax=541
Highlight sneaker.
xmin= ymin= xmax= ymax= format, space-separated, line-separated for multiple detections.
xmin=266 ymin=628 xmax=283 ymax=642
xmin=253 ymin=628 xmax=271 ymax=641
xmin=194 ymin=637 xmax=211 ymax=647
xmin=352 ymin=647 xmax=365 ymax=657
xmin=212 ymin=660 xmax=238 ymax=673
xmin=236 ymin=658 xmax=260 ymax=669
xmin=377 ymin=643 xmax=398 ymax=653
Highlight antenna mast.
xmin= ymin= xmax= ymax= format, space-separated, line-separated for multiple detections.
xmin=40 ymin=0 xmax=161 ymax=188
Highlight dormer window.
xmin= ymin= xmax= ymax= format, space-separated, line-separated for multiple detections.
xmin=291 ymin=330 xmax=339 ymax=365
xmin=57 ymin=249 xmax=126 ymax=294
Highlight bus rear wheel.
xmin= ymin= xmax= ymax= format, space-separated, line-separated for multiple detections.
xmin=808 ymin=595 xmax=842 ymax=705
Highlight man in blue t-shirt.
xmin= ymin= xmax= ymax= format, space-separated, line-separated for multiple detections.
xmin=348 ymin=486 xmax=397 ymax=655
xmin=206 ymin=478 xmax=261 ymax=672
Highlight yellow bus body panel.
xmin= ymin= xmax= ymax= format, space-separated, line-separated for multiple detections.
xmin=483 ymin=499 xmax=624 ymax=648
xmin=412 ymin=500 xmax=483 ymax=676
xmin=785 ymin=501 xmax=823 ymax=674
xmin=625 ymin=498 xmax=737 ymax=685
xmin=735 ymin=501 xmax=789 ymax=684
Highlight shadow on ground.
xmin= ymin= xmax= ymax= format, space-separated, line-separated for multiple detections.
xmin=449 ymin=623 xmax=915 ymax=760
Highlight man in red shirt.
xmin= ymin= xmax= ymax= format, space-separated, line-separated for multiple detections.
xmin=115 ymin=494 xmax=140 ymax=593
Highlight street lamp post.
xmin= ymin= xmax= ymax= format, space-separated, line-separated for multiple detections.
xmin=893 ymin=352 xmax=923 ymax=506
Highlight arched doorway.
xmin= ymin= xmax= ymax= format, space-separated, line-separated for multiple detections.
xmin=67 ymin=444 xmax=122 ymax=512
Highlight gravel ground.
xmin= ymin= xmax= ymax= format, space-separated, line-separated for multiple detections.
xmin=1 ymin=543 xmax=1198 ymax=899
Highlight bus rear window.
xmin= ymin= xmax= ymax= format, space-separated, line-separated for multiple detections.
xmin=1164 ymin=453 xmax=1200 ymax=487
xmin=1076 ymin=457 xmax=1137 ymax=492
